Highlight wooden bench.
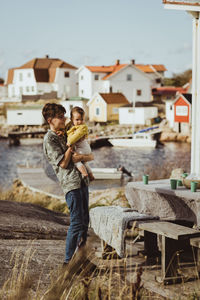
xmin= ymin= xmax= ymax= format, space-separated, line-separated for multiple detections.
xmin=190 ymin=237 xmax=200 ymax=274
xmin=139 ymin=221 xmax=200 ymax=284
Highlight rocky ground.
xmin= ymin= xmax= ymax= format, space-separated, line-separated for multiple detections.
xmin=0 ymin=199 xmax=102 ymax=297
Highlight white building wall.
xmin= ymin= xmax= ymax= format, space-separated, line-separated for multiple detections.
xmin=37 ymin=83 xmax=54 ymax=94
xmin=61 ymin=100 xmax=89 ymax=120
xmin=165 ymin=100 xmax=174 ymax=128
xmin=55 ymin=68 xmax=77 ymax=99
xmin=9 ymin=69 xmax=37 ymax=98
xmin=107 ymin=66 xmax=151 ymax=102
xmin=78 ymin=68 xmax=93 ymax=99
xmin=119 ymin=107 xmax=134 ymax=124
xmin=143 ymin=107 xmax=158 ymax=120
xmin=0 ymin=85 xmax=8 ymax=98
xmin=78 ymin=65 xmax=152 ymax=102
xmin=119 ymin=106 xmax=158 ymax=125
xmin=91 ymin=73 xmax=109 ymax=95
xmin=7 ymin=108 xmax=44 ymax=125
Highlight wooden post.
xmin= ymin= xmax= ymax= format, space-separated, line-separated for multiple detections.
xmin=143 ymin=230 xmax=159 ymax=263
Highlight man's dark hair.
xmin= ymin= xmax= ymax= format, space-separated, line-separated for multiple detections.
xmin=42 ymin=103 xmax=66 ymax=122
xmin=70 ymin=106 xmax=85 ymax=120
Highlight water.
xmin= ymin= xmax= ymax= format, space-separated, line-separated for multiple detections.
xmin=0 ymin=139 xmax=191 ymax=191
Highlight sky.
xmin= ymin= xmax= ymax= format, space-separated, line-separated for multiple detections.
xmin=0 ymin=0 xmax=193 ymax=79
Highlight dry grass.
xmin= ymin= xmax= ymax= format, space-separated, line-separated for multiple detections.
xmin=0 ymin=243 xmax=144 ymax=300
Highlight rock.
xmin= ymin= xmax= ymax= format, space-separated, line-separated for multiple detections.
xmin=176 ymin=134 xmax=187 ymax=142
xmin=0 ymin=200 xmax=101 ymax=295
xmin=125 ymin=181 xmax=198 ymax=225
xmin=160 ymin=132 xmax=177 ymax=142
xmin=0 ymin=200 xmax=69 ymax=239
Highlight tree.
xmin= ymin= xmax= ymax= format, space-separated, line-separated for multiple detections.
xmin=163 ymin=69 xmax=192 ymax=87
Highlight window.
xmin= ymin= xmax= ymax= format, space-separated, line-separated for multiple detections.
xmin=17 ymin=112 xmax=23 ymax=115
xmin=109 ymin=86 xmax=113 ymax=93
xmin=96 ymin=107 xmax=100 ymax=116
xmin=70 ymin=105 xmax=73 ymax=111
xmin=81 ymin=90 xmax=84 ymax=95
xmin=94 ymin=74 xmax=99 ymax=80
xmin=32 ymin=86 xmax=34 ymax=92
xmin=137 ymin=89 xmax=142 ymax=96
xmin=64 ymin=72 xmax=70 ymax=78
xmin=19 ymin=73 xmax=23 ymax=81
xmin=19 ymin=87 xmax=23 ymax=94
xmin=127 ymin=74 xmax=132 ymax=81
xmin=27 ymin=73 xmax=31 ymax=78
xmin=81 ymin=75 xmax=84 ymax=80
xmin=12 ymin=87 xmax=15 ymax=96
xmin=26 ymin=86 xmax=29 ymax=92
xmin=156 ymin=78 xmax=161 ymax=84
xmin=170 ymin=105 xmax=172 ymax=110
xmin=112 ymin=107 xmax=118 ymax=114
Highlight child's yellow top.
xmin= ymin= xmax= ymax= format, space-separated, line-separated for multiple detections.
xmin=67 ymin=124 xmax=88 ymax=145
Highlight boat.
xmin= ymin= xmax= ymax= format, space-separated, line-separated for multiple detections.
xmin=91 ymin=167 xmax=122 ymax=179
xmin=108 ymin=126 xmax=162 ymax=148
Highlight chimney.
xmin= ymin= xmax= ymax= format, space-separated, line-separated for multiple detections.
xmin=46 ymin=55 xmax=49 ymax=59
xmin=131 ymin=59 xmax=135 ymax=65
xmin=116 ymin=59 xmax=120 ymax=65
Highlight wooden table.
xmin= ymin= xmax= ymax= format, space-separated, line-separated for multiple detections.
xmin=139 ymin=221 xmax=200 ymax=284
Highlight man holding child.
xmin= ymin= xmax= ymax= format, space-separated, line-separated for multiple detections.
xmin=42 ymin=103 xmax=93 ymax=264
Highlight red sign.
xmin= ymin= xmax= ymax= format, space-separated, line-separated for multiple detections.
xmin=174 ymin=96 xmax=190 ymax=123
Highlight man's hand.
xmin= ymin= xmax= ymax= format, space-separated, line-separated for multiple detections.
xmin=56 ymin=129 xmax=65 ymax=136
xmin=72 ymin=153 xmax=94 ymax=163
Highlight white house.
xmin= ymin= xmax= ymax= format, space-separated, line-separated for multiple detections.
xmin=119 ymin=102 xmax=158 ymax=125
xmin=5 ymin=56 xmax=78 ymax=100
xmin=165 ymin=99 xmax=175 ymax=128
xmin=77 ymin=60 xmax=166 ymax=102
xmin=61 ymin=97 xmax=89 ymax=120
xmin=0 ymin=83 xmax=8 ymax=98
xmin=6 ymin=105 xmax=44 ymax=126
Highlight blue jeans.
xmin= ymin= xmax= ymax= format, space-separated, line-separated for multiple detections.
xmin=65 ymin=184 xmax=89 ymax=263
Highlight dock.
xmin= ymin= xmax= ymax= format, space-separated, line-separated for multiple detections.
xmin=17 ymin=167 xmax=64 ymax=200
xmin=8 ymin=131 xmax=47 ymax=146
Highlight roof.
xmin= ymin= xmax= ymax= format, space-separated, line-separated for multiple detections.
xmin=152 ymin=86 xmax=187 ymax=96
xmin=6 ymin=57 xmax=77 ymax=84
xmin=163 ymin=0 xmax=200 ymax=6
xmin=85 ymin=62 xmax=166 ymax=80
xmin=68 ymin=96 xmax=89 ymax=101
xmin=99 ymin=93 xmax=130 ymax=104
xmin=136 ymin=64 xmax=166 ymax=73
xmin=7 ymin=104 xmax=43 ymax=110
xmin=179 ymin=93 xmax=192 ymax=104
xmin=121 ymin=101 xmax=155 ymax=108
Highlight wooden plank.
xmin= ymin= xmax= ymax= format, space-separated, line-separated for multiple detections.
xmin=190 ymin=237 xmax=200 ymax=248
xmin=139 ymin=221 xmax=200 ymax=240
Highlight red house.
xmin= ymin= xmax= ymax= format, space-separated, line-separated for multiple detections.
xmin=174 ymin=93 xmax=192 ymax=134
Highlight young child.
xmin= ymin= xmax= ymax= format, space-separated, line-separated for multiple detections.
xmin=67 ymin=106 xmax=95 ymax=182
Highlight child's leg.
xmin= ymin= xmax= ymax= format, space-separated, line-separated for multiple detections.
xmin=76 ymin=162 xmax=88 ymax=177
xmin=84 ymin=163 xmax=95 ymax=181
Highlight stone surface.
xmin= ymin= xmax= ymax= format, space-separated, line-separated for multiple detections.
xmin=0 ymin=200 xmax=69 ymax=239
xmin=0 ymin=200 xmax=101 ymax=294
xmin=125 ymin=179 xmax=200 ymax=227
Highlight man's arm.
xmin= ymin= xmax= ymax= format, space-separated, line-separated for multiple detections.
xmin=72 ymin=153 xmax=94 ymax=164
xmin=59 ymin=146 xmax=73 ymax=168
